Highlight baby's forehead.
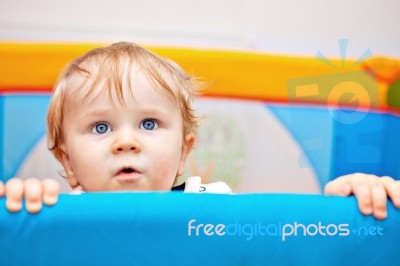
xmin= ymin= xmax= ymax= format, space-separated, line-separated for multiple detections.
xmin=64 ymin=63 xmax=177 ymax=108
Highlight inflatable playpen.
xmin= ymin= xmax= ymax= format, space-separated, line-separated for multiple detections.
xmin=1 ymin=43 xmax=400 ymax=265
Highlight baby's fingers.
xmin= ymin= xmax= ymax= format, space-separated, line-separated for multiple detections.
xmin=350 ymin=177 xmax=373 ymax=216
xmin=5 ymin=178 xmax=24 ymax=212
xmin=370 ymin=181 xmax=387 ymax=220
xmin=24 ymin=178 xmax=43 ymax=214
xmin=0 ymin=181 xmax=5 ymax=197
xmin=324 ymin=175 xmax=352 ymax=196
xmin=42 ymin=179 xmax=60 ymax=206
xmin=381 ymin=177 xmax=400 ymax=208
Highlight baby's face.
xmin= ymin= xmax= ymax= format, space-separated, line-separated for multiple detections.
xmin=59 ymin=69 xmax=192 ymax=191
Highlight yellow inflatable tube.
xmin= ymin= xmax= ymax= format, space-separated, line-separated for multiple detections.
xmin=0 ymin=42 xmax=393 ymax=107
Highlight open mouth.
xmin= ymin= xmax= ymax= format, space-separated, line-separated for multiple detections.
xmin=115 ymin=167 xmax=140 ymax=182
xmin=120 ymin=168 xmax=136 ymax=174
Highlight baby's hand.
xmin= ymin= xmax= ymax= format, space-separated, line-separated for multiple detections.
xmin=325 ymin=173 xmax=400 ymax=220
xmin=0 ymin=178 xmax=60 ymax=213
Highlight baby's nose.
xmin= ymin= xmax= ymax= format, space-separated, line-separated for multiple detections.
xmin=111 ymin=132 xmax=141 ymax=154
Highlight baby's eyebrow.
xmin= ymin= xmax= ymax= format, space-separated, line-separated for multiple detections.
xmin=73 ymin=109 xmax=114 ymax=124
xmin=136 ymin=107 xmax=170 ymax=117
xmin=77 ymin=107 xmax=170 ymax=121
xmin=77 ymin=109 xmax=110 ymax=120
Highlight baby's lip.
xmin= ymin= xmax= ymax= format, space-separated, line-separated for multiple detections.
xmin=115 ymin=166 xmax=141 ymax=176
xmin=114 ymin=166 xmax=142 ymax=182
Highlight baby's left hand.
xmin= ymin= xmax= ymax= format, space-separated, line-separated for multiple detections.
xmin=325 ymin=173 xmax=400 ymax=220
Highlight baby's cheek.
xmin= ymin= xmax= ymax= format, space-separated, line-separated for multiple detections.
xmin=151 ymin=155 xmax=180 ymax=189
xmin=69 ymin=149 xmax=99 ymax=184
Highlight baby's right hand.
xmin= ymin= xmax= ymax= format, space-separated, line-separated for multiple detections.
xmin=0 ymin=178 xmax=60 ymax=213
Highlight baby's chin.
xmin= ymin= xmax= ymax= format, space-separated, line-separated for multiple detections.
xmin=80 ymin=179 xmax=173 ymax=192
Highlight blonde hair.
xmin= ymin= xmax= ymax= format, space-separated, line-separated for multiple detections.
xmin=47 ymin=42 xmax=200 ymax=162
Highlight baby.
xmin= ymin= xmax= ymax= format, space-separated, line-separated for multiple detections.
xmin=1 ymin=42 xmax=399 ymax=219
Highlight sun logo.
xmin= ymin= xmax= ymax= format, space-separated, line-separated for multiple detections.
xmin=287 ymin=39 xmax=379 ymax=125
xmin=316 ymin=39 xmax=372 ymax=70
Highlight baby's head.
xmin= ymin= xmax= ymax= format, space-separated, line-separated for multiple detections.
xmin=47 ymin=42 xmax=199 ymax=191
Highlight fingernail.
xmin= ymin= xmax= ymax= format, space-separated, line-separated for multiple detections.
xmin=6 ymin=200 xmax=22 ymax=213
xmin=43 ymin=195 xmax=58 ymax=205
xmin=375 ymin=210 xmax=387 ymax=220
xmin=394 ymin=199 xmax=400 ymax=207
xmin=362 ymin=207 xmax=373 ymax=215
xmin=26 ymin=202 xmax=42 ymax=214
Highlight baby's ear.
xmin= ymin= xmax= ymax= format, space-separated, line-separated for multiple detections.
xmin=59 ymin=144 xmax=80 ymax=188
xmin=185 ymin=133 xmax=197 ymax=152
xmin=177 ymin=134 xmax=197 ymax=176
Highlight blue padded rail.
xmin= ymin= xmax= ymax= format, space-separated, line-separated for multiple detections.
xmin=0 ymin=193 xmax=399 ymax=266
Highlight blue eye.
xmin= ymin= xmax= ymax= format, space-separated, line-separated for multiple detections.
xmin=140 ymin=119 xmax=158 ymax=130
xmin=92 ymin=123 xmax=111 ymax=134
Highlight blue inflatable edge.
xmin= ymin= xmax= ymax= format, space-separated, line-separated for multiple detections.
xmin=0 ymin=95 xmax=49 ymax=181
xmin=0 ymin=193 xmax=399 ymax=266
